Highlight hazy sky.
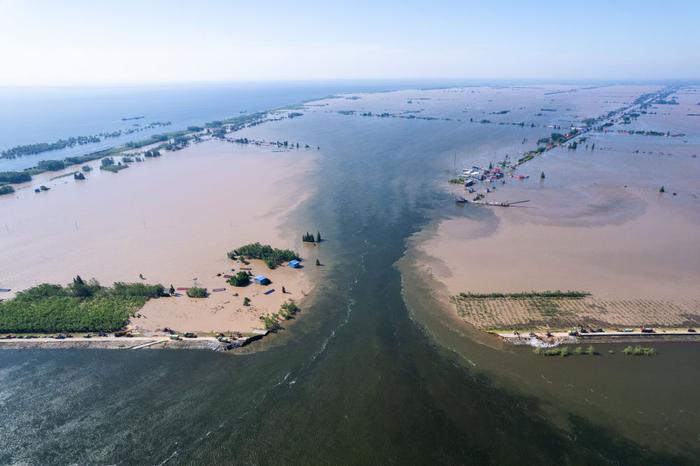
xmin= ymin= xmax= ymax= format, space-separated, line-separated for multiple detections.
xmin=1 ymin=0 xmax=698 ymax=85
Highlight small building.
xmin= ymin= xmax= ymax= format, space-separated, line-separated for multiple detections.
xmin=254 ymin=275 xmax=271 ymax=285
xmin=288 ymin=259 xmax=301 ymax=268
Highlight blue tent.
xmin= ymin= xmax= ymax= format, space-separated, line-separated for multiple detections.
xmin=254 ymin=275 xmax=271 ymax=285
xmin=288 ymin=260 xmax=301 ymax=268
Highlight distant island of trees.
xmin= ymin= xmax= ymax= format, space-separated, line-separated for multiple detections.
xmin=0 ymin=121 xmax=172 ymax=160
xmin=0 ymin=109 xmax=311 ymax=193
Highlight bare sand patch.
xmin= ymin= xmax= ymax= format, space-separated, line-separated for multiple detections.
xmin=132 ymin=259 xmax=313 ymax=334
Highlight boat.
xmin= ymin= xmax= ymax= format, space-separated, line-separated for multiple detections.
xmin=455 ymin=196 xmax=467 ymax=204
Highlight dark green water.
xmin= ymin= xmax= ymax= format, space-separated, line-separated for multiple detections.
xmin=1 ymin=109 xmax=697 ymax=464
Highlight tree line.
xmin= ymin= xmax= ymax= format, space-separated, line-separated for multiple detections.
xmin=0 ymin=276 xmax=165 ymax=333
xmin=228 ymin=243 xmax=299 ymax=269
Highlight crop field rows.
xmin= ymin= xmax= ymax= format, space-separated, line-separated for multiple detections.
xmin=451 ymin=294 xmax=700 ymax=331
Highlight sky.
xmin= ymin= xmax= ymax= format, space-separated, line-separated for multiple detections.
xmin=0 ymin=0 xmax=698 ymax=86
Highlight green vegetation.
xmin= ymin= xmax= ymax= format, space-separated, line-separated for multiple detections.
xmin=100 ymin=157 xmax=128 ymax=173
xmin=243 ymin=297 xmax=251 ymax=306
xmin=550 ymin=132 xmax=566 ymax=143
xmin=125 ymin=129 xmax=187 ymax=150
xmin=449 ymin=177 xmax=465 ymax=184
xmin=277 ymin=299 xmax=300 ymax=320
xmin=534 ymin=345 xmax=595 ymax=357
xmin=0 ymin=185 xmax=15 ymax=195
xmin=260 ymin=314 xmax=281 ymax=331
xmin=0 ymin=171 xmax=32 ymax=184
xmin=653 ymin=99 xmax=678 ymax=105
xmin=259 ymin=299 xmax=301 ymax=330
xmin=458 ymin=291 xmax=589 ymax=299
xmin=37 ymin=159 xmax=66 ymax=171
xmin=623 ymin=345 xmax=657 ymax=356
xmin=186 ymin=287 xmax=208 ymax=298
xmin=0 ymin=277 xmax=165 ymax=333
xmin=1 ymin=137 xmax=99 ymax=159
xmin=228 ymin=243 xmax=299 ymax=269
xmin=227 ymin=272 xmax=251 ymax=287
xmin=302 ymin=231 xmax=322 ymax=243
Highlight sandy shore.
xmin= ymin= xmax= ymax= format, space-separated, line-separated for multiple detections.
xmin=132 ymin=259 xmax=313 ymax=334
xmin=0 ymin=138 xmax=321 ymax=335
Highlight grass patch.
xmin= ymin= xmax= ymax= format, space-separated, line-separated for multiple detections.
xmin=534 ymin=345 xmax=595 ymax=357
xmin=623 ymin=345 xmax=657 ymax=356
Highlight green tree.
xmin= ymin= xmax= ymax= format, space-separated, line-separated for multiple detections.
xmin=186 ymin=287 xmax=208 ymax=298
xmin=228 ymin=272 xmax=251 ymax=287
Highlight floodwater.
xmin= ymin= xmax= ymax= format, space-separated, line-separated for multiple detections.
xmin=1 ymin=84 xmax=699 ymax=464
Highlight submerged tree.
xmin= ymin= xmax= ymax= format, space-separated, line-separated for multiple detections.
xmin=186 ymin=287 xmax=208 ymax=298
xmin=228 ymin=272 xmax=251 ymax=287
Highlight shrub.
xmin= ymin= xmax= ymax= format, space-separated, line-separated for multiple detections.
xmin=259 ymin=314 xmax=281 ymax=331
xmin=623 ymin=345 xmax=656 ymax=356
xmin=278 ymin=300 xmax=300 ymax=320
xmin=227 ymin=272 xmax=251 ymax=287
xmin=186 ymin=287 xmax=208 ymax=298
